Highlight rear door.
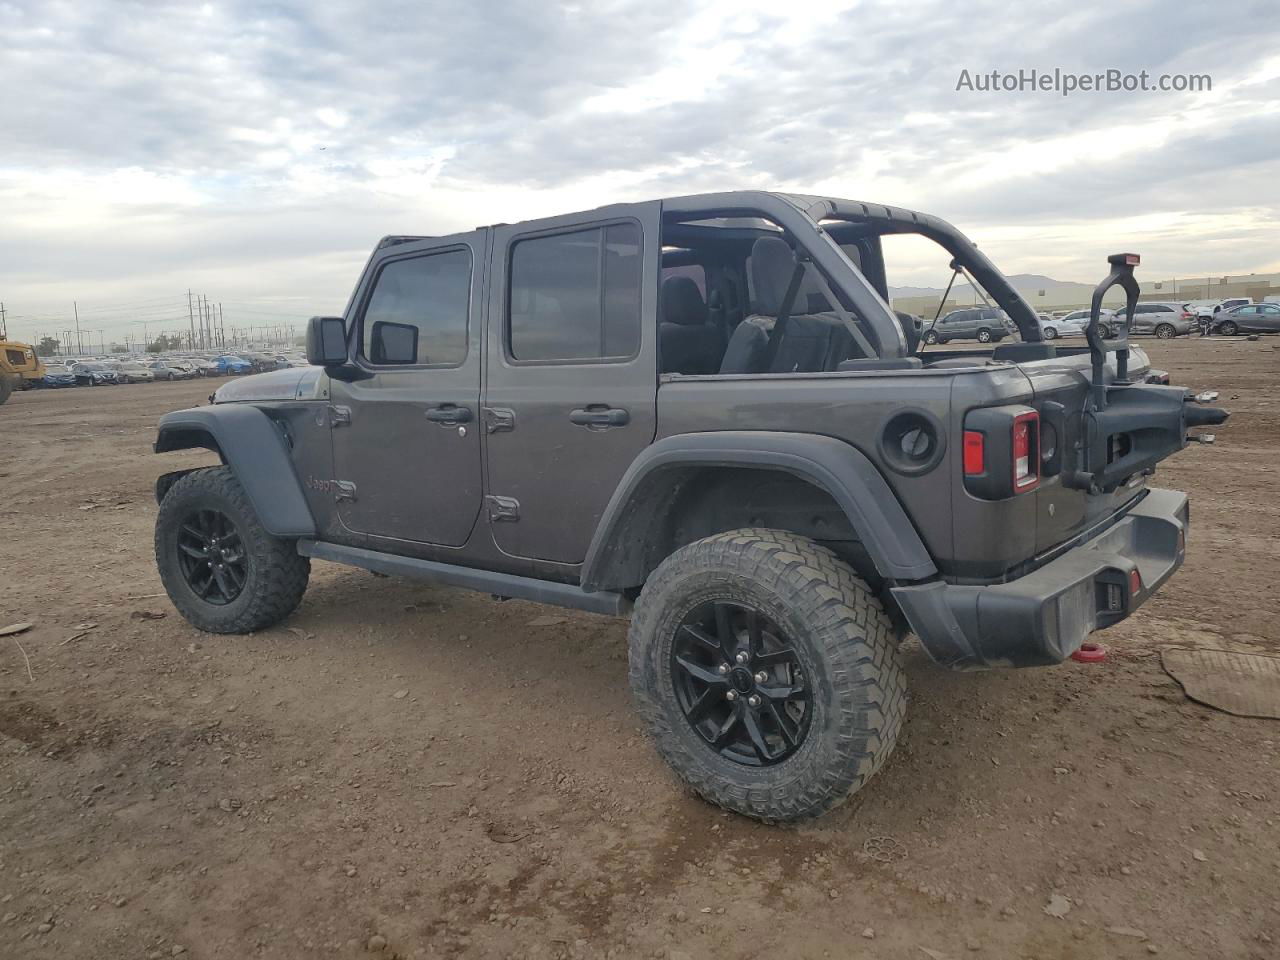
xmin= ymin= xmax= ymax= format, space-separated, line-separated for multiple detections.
xmin=483 ymin=203 xmax=660 ymax=565
xmin=328 ymin=233 xmax=485 ymax=546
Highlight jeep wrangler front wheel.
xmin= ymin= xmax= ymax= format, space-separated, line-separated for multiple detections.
xmin=629 ymin=529 xmax=906 ymax=821
xmin=155 ymin=466 xmax=310 ymax=634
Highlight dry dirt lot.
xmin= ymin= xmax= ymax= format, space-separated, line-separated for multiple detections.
xmin=2 ymin=339 xmax=1278 ymax=960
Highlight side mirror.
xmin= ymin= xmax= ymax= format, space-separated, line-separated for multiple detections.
xmin=306 ymin=316 xmax=348 ymax=366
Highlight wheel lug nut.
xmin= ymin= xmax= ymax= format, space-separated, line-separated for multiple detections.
xmin=717 ymin=663 xmax=730 ymax=675
xmin=725 ymin=690 xmax=738 ymax=701
xmin=735 ymin=652 xmax=748 ymax=664
xmin=747 ymin=695 xmax=761 ymax=708
xmin=754 ymin=671 xmax=767 ymax=683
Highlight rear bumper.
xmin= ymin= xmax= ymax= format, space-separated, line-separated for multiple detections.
xmin=892 ymin=488 xmax=1188 ymax=669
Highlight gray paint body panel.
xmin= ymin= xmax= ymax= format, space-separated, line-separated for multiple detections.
xmin=581 ymin=430 xmax=937 ymax=589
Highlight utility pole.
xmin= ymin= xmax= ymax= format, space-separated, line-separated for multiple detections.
xmin=218 ymin=302 xmax=225 ymax=348
xmin=74 ymin=301 xmax=83 ymax=354
xmin=187 ymin=290 xmax=196 ymax=351
xmin=0 ymin=301 xmax=7 ymax=340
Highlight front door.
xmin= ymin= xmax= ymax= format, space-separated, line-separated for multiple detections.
xmin=328 ymin=233 xmax=485 ymax=546
xmin=483 ymin=204 xmax=661 ymax=565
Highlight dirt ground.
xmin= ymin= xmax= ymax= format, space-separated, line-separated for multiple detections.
xmin=2 ymin=338 xmax=1278 ymax=960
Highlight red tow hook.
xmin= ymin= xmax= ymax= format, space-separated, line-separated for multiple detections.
xmin=1071 ymin=643 xmax=1107 ymax=663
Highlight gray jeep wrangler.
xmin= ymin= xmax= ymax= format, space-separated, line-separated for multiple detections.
xmin=152 ymin=192 xmax=1226 ymax=822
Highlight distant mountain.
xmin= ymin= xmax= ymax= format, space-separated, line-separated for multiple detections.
xmin=889 ymin=273 xmax=1092 ymax=299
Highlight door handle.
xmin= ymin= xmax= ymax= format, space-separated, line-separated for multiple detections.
xmin=569 ymin=405 xmax=629 ymax=429
xmin=424 ymin=404 xmax=473 ymax=424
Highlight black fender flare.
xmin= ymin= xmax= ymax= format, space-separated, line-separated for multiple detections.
xmin=154 ymin=405 xmax=316 ymax=538
xmin=580 ymin=431 xmax=937 ymax=591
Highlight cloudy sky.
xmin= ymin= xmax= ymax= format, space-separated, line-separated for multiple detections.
xmin=2 ymin=0 xmax=1278 ymax=346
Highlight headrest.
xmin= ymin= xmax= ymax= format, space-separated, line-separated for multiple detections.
xmin=661 ymin=275 xmax=708 ymax=326
xmin=750 ymin=236 xmax=799 ymax=317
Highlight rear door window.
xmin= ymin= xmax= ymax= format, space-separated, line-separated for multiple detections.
xmin=509 ymin=223 xmax=641 ymax=362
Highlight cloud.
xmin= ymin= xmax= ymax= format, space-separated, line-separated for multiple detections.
xmin=2 ymin=0 xmax=1278 ymax=341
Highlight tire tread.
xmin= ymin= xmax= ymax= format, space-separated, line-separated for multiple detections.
xmin=628 ymin=528 xmax=906 ymax=821
xmin=155 ymin=466 xmax=310 ymax=634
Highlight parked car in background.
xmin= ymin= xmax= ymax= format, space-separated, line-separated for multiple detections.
xmin=922 ymin=306 xmax=1017 ymax=344
xmin=71 ymin=362 xmax=120 ymax=386
xmin=214 ymin=354 xmax=253 ymax=375
xmin=1110 ymin=302 xmax=1195 ymax=338
xmin=147 ymin=360 xmax=195 ymax=381
xmin=40 ymin=363 xmax=79 ymax=388
xmin=110 ymin=360 xmax=156 ymax=383
xmin=166 ymin=359 xmax=200 ymax=377
xmin=1039 ymin=308 xmax=1116 ymax=339
xmin=1212 ymin=302 xmax=1280 ymax=336
xmin=179 ymin=357 xmax=219 ymax=377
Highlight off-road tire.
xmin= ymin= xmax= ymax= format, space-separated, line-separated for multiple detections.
xmin=155 ymin=466 xmax=310 ymax=634
xmin=976 ymin=328 xmax=993 ymax=343
xmin=629 ymin=528 xmax=906 ymax=822
xmin=1217 ymin=320 xmax=1238 ymax=337
xmin=1154 ymin=323 xmax=1176 ymax=339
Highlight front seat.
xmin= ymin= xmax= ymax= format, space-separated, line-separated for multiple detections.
xmin=659 ymin=276 xmax=724 ymax=375
xmin=720 ymin=236 xmax=855 ymax=374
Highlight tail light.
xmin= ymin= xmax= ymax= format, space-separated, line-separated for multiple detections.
xmin=1012 ymin=411 xmax=1040 ymax=491
xmin=963 ymin=405 xmax=1041 ymax=499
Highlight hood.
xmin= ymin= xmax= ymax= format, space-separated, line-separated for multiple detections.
xmin=213 ymin=366 xmax=326 ymax=403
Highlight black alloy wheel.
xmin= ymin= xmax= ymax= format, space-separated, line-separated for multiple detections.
xmin=670 ymin=600 xmax=812 ymax=766
xmin=176 ymin=508 xmax=247 ymax=605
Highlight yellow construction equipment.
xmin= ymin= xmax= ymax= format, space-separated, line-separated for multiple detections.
xmin=0 ymin=339 xmax=46 ymax=405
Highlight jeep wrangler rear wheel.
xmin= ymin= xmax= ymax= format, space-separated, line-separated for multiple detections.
xmin=629 ymin=529 xmax=906 ymax=821
xmin=155 ymin=466 xmax=310 ymax=634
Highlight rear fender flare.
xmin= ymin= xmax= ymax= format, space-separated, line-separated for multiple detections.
xmin=580 ymin=431 xmax=937 ymax=591
xmin=154 ymin=405 xmax=316 ymax=538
